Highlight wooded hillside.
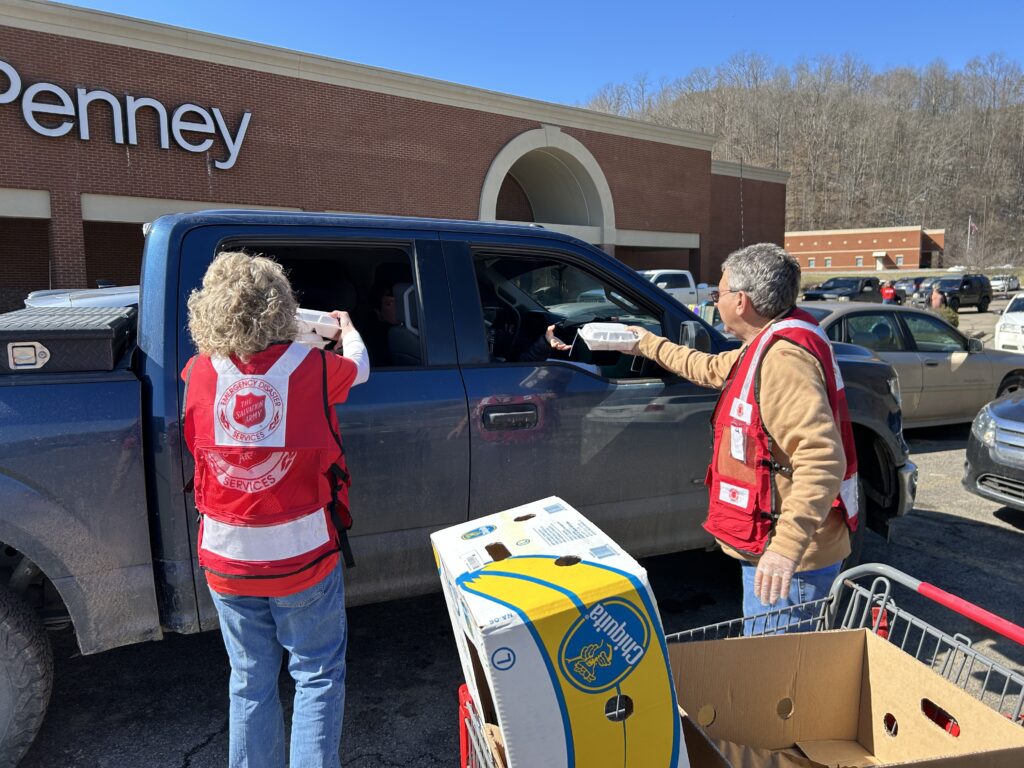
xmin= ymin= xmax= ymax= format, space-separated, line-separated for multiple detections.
xmin=585 ymin=54 xmax=1024 ymax=265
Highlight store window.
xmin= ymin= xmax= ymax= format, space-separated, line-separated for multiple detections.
xmin=824 ymin=257 xmax=832 ymax=268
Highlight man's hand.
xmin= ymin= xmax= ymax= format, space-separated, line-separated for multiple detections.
xmin=329 ymin=310 xmax=355 ymax=341
xmin=753 ymin=551 xmax=797 ymax=606
xmin=545 ymin=324 xmax=571 ymax=352
xmin=622 ymin=325 xmax=650 ymax=356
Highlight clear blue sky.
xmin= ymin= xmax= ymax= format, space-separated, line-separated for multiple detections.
xmin=62 ymin=0 xmax=1024 ymax=105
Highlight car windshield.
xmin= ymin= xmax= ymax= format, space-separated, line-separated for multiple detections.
xmin=1007 ymin=296 xmax=1024 ymax=314
xmin=937 ymin=278 xmax=961 ymax=289
xmin=817 ymin=278 xmax=859 ymax=290
xmin=917 ymin=278 xmax=936 ymax=290
xmin=895 ymin=280 xmax=915 ymax=289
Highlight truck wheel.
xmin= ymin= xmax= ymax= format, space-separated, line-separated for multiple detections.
xmin=978 ymin=297 xmax=990 ymax=313
xmin=998 ymin=373 xmax=1024 ymax=398
xmin=948 ymin=297 xmax=960 ymax=312
xmin=0 ymin=587 xmax=52 ymax=768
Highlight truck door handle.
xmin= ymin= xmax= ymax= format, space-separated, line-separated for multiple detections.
xmin=482 ymin=404 xmax=538 ymax=430
xmin=924 ymin=359 xmax=940 ymax=367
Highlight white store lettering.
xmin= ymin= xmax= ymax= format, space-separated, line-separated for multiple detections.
xmin=0 ymin=57 xmax=251 ymax=170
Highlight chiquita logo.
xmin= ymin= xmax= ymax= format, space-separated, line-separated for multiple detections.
xmin=558 ymin=598 xmax=651 ymax=693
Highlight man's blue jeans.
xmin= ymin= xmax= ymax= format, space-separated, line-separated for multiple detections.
xmin=209 ymin=563 xmax=347 ymax=768
xmin=740 ymin=560 xmax=841 ymax=635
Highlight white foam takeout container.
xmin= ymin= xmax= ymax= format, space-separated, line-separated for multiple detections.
xmin=578 ymin=322 xmax=639 ymax=352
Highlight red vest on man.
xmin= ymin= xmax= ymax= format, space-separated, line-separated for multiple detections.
xmin=704 ymin=308 xmax=858 ymax=556
xmin=183 ymin=342 xmax=352 ymax=596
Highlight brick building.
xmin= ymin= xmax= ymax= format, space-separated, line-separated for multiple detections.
xmin=0 ymin=0 xmax=787 ymax=311
xmin=785 ymin=226 xmax=945 ymax=272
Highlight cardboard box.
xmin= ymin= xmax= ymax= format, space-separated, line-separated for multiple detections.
xmin=670 ymin=629 xmax=1024 ymax=767
xmin=431 ymin=496 xmax=687 ymax=768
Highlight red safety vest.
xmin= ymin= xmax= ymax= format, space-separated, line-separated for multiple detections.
xmin=183 ymin=342 xmax=355 ymax=596
xmin=704 ymin=308 xmax=858 ymax=556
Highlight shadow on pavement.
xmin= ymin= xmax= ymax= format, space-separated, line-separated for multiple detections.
xmin=904 ymin=424 xmax=971 ymax=454
xmin=994 ymin=506 xmax=1024 ymax=532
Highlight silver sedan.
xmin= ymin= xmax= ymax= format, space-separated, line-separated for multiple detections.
xmin=800 ymin=302 xmax=1024 ymax=428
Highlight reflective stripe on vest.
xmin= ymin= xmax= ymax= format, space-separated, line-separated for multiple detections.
xmin=201 ymin=508 xmax=331 ymax=563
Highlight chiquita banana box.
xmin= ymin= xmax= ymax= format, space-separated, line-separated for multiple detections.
xmin=431 ymin=496 xmax=688 ymax=768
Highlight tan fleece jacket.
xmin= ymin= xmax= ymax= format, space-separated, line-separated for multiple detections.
xmin=639 ymin=330 xmax=851 ymax=570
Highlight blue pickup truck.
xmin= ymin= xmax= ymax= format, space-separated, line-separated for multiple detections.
xmin=0 ymin=211 xmax=917 ymax=761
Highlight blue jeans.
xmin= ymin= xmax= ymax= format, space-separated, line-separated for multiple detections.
xmin=740 ymin=560 xmax=841 ymax=635
xmin=209 ymin=563 xmax=347 ymax=768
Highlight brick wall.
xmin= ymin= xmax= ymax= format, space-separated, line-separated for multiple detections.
xmin=495 ymin=175 xmax=534 ymax=221
xmin=709 ymin=174 xmax=786 ymax=282
xmin=785 ymin=227 xmax=924 ymax=270
xmin=0 ymin=217 xmax=49 ymax=312
xmin=83 ymin=222 xmax=145 ymax=287
xmin=614 ymin=247 xmax=696 ymax=273
xmin=0 ymin=23 xmax=783 ymax=290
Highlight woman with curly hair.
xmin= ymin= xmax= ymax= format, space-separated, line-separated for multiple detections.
xmin=182 ymin=250 xmax=368 ymax=768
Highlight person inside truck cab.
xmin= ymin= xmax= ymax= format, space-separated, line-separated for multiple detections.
xmin=626 ymin=243 xmax=857 ymax=634
xmin=181 ymin=251 xmax=369 ymax=768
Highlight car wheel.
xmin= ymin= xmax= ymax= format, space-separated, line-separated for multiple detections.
xmin=978 ymin=297 xmax=990 ymax=313
xmin=0 ymin=586 xmax=53 ymax=768
xmin=997 ymin=373 xmax=1024 ymax=398
xmin=949 ymin=297 xmax=960 ymax=312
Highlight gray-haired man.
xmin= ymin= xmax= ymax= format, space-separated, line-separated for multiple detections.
xmin=627 ymin=243 xmax=859 ymax=633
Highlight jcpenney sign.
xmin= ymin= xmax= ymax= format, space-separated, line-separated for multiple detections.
xmin=0 ymin=58 xmax=251 ymax=170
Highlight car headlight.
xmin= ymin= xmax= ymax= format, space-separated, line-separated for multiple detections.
xmin=971 ymin=405 xmax=996 ymax=447
xmin=887 ymin=375 xmax=901 ymax=408
xmin=1000 ymin=322 xmax=1020 ymax=334
xmin=837 ymin=296 xmax=851 ymax=302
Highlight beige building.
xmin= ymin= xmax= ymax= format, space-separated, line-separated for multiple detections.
xmin=785 ymin=226 xmax=945 ymax=271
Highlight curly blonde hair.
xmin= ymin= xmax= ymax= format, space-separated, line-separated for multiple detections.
xmin=187 ymin=251 xmax=298 ymax=360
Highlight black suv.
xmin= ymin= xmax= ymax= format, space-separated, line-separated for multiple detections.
xmin=926 ymin=274 xmax=992 ymax=312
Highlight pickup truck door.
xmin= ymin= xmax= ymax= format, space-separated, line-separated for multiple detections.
xmin=175 ymin=225 xmax=469 ymax=620
xmin=441 ymin=234 xmax=721 ymax=558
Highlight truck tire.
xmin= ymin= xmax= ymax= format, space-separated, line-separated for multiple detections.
xmin=0 ymin=587 xmax=52 ymax=768
xmin=948 ymin=297 xmax=960 ymax=312
xmin=978 ymin=297 xmax=990 ymax=313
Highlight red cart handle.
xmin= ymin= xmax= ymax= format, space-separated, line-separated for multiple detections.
xmin=917 ymin=582 xmax=1024 ymax=645
xmin=834 ymin=564 xmax=1024 ymax=646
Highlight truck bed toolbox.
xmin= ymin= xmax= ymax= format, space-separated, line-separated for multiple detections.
xmin=0 ymin=307 xmax=137 ymax=373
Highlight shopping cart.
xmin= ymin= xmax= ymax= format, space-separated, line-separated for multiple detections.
xmin=458 ymin=564 xmax=1024 ymax=768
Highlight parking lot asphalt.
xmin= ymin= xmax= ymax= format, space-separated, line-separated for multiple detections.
xmin=20 ymin=298 xmax=1024 ymax=767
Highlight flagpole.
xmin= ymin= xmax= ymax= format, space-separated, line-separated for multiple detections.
xmin=967 ymin=215 xmax=973 ymax=260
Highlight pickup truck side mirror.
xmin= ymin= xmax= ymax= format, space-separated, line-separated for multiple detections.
xmin=679 ymin=321 xmax=711 ymax=352
xmin=863 ymin=285 xmax=874 ymax=292
xmin=968 ymin=337 xmax=984 ymax=353
xmin=656 ymin=281 xmax=669 ymax=289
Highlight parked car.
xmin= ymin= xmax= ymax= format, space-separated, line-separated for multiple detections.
xmin=894 ymin=276 xmax=926 ymax=299
xmin=912 ymin=274 xmax=992 ymax=312
xmin=964 ymin=392 xmax=1024 ymax=511
xmin=24 ymin=284 xmax=140 ymax=308
xmin=0 ymin=211 xmax=917 ymax=760
xmin=990 ymin=274 xmax=1020 ymax=294
xmin=909 ymin=277 xmax=939 ymax=306
xmin=802 ymin=276 xmax=882 ymax=303
xmin=800 ymin=302 xmax=1024 ymax=427
xmin=638 ymin=269 xmax=713 ymax=306
xmin=994 ymin=294 xmax=1024 ymax=353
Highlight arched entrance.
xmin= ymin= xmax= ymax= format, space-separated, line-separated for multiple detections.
xmin=479 ymin=126 xmax=616 ymax=246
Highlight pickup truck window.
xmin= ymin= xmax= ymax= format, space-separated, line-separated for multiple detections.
xmin=216 ymin=243 xmax=421 ymax=368
xmin=474 ymin=254 xmax=661 ymax=379
xmin=658 ymin=273 xmax=692 ymax=290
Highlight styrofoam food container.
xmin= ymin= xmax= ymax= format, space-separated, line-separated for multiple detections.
xmin=579 ymin=322 xmax=638 ymax=351
xmin=295 ymin=307 xmax=339 ymax=339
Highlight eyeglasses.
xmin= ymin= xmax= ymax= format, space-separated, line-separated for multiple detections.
xmin=713 ymin=289 xmax=741 ymax=304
